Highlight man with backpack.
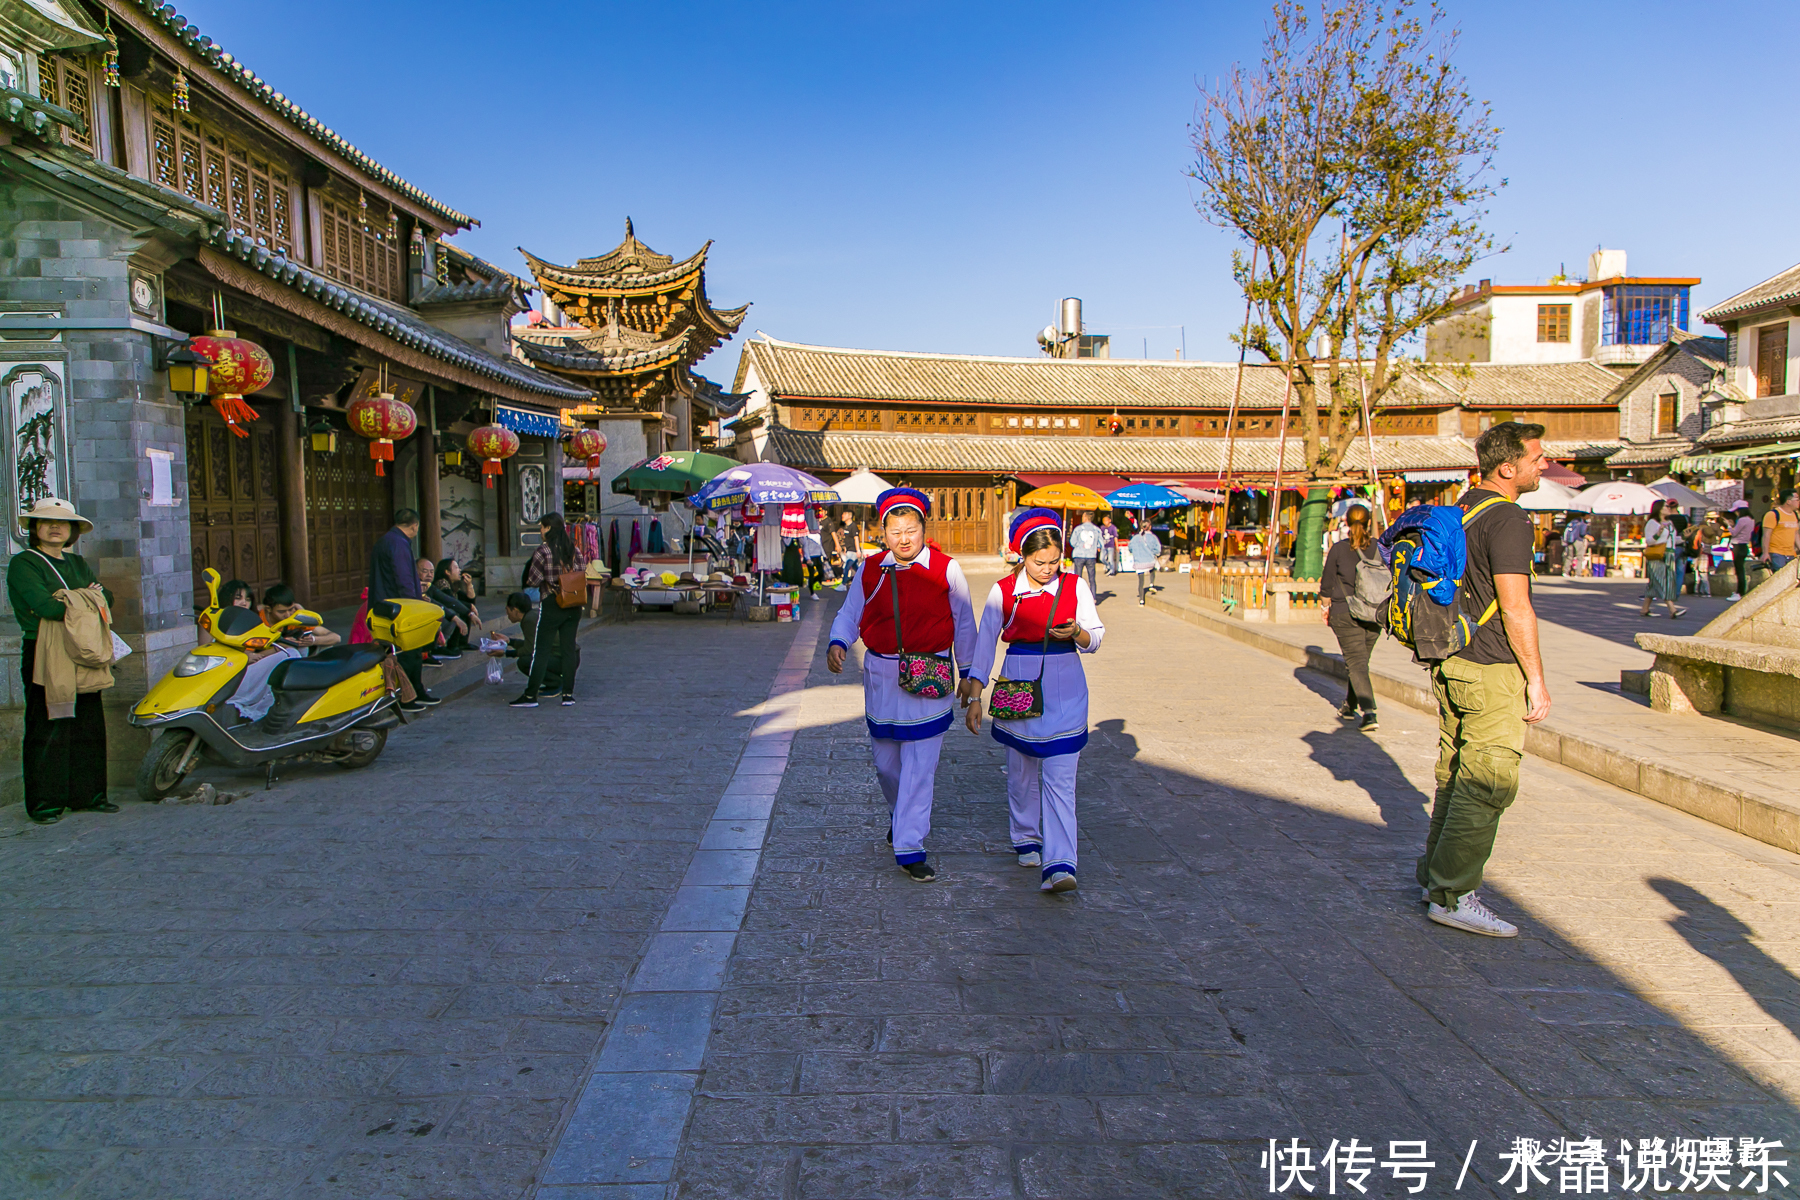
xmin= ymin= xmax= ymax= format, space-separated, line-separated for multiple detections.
xmin=1414 ymin=422 xmax=1551 ymax=939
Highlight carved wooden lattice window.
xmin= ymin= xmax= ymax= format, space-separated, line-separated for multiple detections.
xmin=320 ymin=198 xmax=401 ymax=302
xmin=39 ymin=55 xmax=95 ymax=155
xmin=148 ymin=101 xmax=293 ymax=257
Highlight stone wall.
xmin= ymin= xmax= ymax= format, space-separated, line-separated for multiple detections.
xmin=0 ymin=177 xmax=198 ymax=799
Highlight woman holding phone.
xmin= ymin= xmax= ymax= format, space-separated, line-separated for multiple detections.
xmin=963 ymin=509 xmax=1105 ymax=893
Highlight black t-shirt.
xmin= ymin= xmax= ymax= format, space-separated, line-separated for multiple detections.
xmin=1455 ymin=488 xmax=1534 ymax=665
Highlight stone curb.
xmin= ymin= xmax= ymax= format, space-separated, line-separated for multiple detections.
xmin=1145 ymin=590 xmax=1800 ymax=856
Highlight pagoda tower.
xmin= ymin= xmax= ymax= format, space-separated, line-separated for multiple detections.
xmin=515 ymin=219 xmax=749 ymax=449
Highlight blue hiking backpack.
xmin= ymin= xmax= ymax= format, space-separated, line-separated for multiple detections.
xmin=1377 ymin=496 xmax=1512 ymax=663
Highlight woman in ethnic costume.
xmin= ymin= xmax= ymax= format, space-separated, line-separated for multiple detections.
xmin=826 ymin=488 xmax=976 ymax=882
xmin=963 ymin=509 xmax=1105 ymax=893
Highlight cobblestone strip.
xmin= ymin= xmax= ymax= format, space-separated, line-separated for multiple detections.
xmin=535 ymin=605 xmax=825 ymax=1199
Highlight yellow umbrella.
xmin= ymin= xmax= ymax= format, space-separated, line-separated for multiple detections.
xmin=1018 ymin=482 xmax=1112 ymax=512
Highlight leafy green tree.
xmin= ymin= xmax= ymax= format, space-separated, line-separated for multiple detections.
xmin=1189 ymin=0 xmax=1503 ymax=578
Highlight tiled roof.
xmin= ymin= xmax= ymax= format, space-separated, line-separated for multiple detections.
xmin=519 ymin=242 xmax=710 ymax=292
xmin=1699 ymin=263 xmax=1800 ymax=323
xmin=412 ymin=278 xmax=520 ymax=306
xmin=516 ymin=329 xmax=694 ymax=375
xmin=204 ymin=230 xmax=592 ymax=403
xmin=1428 ymin=361 xmax=1624 ymax=408
xmin=6 ymin=142 xmax=220 ymax=236
xmin=123 ymin=1 xmax=474 ymax=228
xmin=1695 ymin=413 xmax=1800 ymax=448
xmin=764 ymin=428 xmax=1475 ymax=475
xmin=1606 ymin=441 xmax=1693 ymax=466
xmin=741 ymin=337 xmax=1461 ymax=410
xmin=1542 ymin=440 xmax=1623 ymax=460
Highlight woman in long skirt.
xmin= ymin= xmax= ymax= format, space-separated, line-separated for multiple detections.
xmin=827 ymin=488 xmax=976 ymax=882
xmin=963 ymin=509 xmax=1105 ymax=893
xmin=6 ymin=498 xmax=115 ymax=824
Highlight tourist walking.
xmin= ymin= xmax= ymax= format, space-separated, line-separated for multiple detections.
xmin=512 ymin=512 xmax=586 ymax=708
xmin=1640 ymin=501 xmax=1687 ymax=619
xmin=832 ymin=511 xmax=860 ymax=587
xmin=1563 ymin=514 xmax=1589 ymax=577
xmin=1687 ymin=514 xmax=1717 ymax=597
xmin=826 ymin=488 xmax=976 ymax=882
xmin=1729 ymin=502 xmax=1755 ymax=600
xmin=1068 ymin=511 xmax=1104 ymax=595
xmin=1418 ymin=422 xmax=1552 ymax=939
xmin=1762 ymin=488 xmax=1799 ymax=572
xmin=1127 ymin=520 xmax=1161 ymax=605
xmin=7 ymin=499 xmax=116 ymax=824
xmin=1100 ymin=515 xmax=1119 ymax=575
xmin=963 ymin=509 xmax=1104 ymax=893
xmin=1321 ymin=505 xmax=1382 ymax=731
xmin=368 ymin=508 xmax=437 ymax=710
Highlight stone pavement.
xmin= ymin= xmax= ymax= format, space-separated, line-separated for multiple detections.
xmin=2 ymin=579 xmax=1798 ymax=1198
xmin=674 ymin=575 xmax=1800 ymax=1199
xmin=1150 ymin=575 xmax=1800 ymax=855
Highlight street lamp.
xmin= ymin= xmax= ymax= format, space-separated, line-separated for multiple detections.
xmin=161 ymin=341 xmax=214 ymax=399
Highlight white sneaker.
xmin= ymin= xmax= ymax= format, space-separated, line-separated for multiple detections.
xmin=1016 ymin=851 xmax=1042 ymax=868
xmin=1427 ymin=893 xmax=1517 ymax=938
xmin=1729 ymin=594 xmax=1742 ymax=602
xmin=1043 ymin=871 xmax=1077 ymax=893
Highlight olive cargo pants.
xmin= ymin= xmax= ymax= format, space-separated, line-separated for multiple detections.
xmin=1417 ymin=655 xmax=1527 ymax=908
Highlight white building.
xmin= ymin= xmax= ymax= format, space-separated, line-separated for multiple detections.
xmin=1426 ymin=250 xmax=1699 ymax=371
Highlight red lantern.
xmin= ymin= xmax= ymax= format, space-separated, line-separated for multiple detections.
xmin=468 ymin=423 xmax=520 ymax=488
xmin=567 ymin=428 xmax=607 ymax=481
xmin=346 ymin=392 xmax=418 ymax=476
xmin=190 ymin=329 xmax=273 ymax=438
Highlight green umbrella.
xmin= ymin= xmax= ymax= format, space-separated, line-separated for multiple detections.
xmin=610 ymin=450 xmax=740 ymax=496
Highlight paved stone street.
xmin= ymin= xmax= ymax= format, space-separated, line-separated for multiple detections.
xmin=3 ymin=577 xmax=1799 ymax=1199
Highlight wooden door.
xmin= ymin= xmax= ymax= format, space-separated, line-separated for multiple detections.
xmin=919 ymin=485 xmax=998 ymax=556
xmin=304 ymin=435 xmax=393 ymax=609
xmin=186 ymin=407 xmax=283 ymax=606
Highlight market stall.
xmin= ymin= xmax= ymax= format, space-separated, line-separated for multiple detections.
xmin=690 ymin=462 xmax=840 ymax=620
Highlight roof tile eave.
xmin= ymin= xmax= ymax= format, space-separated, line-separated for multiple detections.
xmin=129 ymin=1 xmax=475 ymax=229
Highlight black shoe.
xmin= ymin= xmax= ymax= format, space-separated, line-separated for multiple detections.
xmin=81 ymin=801 xmax=121 ymax=813
xmin=1359 ymin=711 xmax=1380 ymax=731
xmin=560 ymin=694 xmax=575 ymax=707
xmin=28 ymin=809 xmax=64 ymax=825
xmin=417 ymin=693 xmax=443 ymax=707
xmin=1337 ymin=701 xmax=1358 ymax=720
xmin=399 ymin=700 xmax=427 ymax=713
xmin=901 ymin=861 xmax=937 ymax=883
xmin=421 ymin=654 xmax=444 ymax=666
xmin=508 ymin=695 xmax=539 ymax=709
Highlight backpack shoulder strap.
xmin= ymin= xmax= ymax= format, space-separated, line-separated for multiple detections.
xmin=1461 ymin=495 xmax=1513 ymax=525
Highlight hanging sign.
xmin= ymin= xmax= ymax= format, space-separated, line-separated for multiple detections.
xmin=349 ymin=367 xmax=424 ymax=411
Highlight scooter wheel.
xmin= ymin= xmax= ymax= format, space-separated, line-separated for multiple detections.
xmin=329 ymin=727 xmax=387 ymax=769
xmin=137 ymin=730 xmax=200 ymax=802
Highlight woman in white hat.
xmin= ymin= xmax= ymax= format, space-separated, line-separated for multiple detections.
xmin=6 ymin=498 xmax=115 ymax=823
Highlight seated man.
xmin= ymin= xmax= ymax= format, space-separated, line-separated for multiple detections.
xmin=230 ymin=583 xmax=342 ymax=723
xmin=492 ymin=592 xmax=576 ymax=695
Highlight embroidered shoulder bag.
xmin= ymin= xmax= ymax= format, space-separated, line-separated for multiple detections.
xmin=886 ymin=565 xmax=956 ymax=700
xmin=989 ymin=576 xmax=1066 ymax=721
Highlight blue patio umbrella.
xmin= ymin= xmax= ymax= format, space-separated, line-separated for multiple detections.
xmin=1104 ymin=483 xmax=1189 ymax=510
xmin=689 ymin=462 xmax=839 ymax=511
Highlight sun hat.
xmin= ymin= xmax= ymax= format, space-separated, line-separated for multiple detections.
xmin=18 ymin=497 xmax=93 ymax=537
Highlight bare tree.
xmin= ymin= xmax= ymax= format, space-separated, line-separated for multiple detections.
xmin=1190 ymin=0 xmax=1503 ymax=576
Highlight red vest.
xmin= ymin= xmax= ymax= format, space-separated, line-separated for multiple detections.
xmin=998 ymin=572 xmax=1077 ymax=643
xmin=859 ymin=551 xmax=955 ymax=655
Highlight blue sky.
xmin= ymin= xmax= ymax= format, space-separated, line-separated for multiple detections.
xmin=181 ymin=0 xmax=1800 ymax=378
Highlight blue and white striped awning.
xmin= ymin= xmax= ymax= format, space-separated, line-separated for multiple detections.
xmin=496 ymin=404 xmax=562 ymax=440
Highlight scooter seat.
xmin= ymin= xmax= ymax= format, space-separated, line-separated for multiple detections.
xmin=269 ymin=644 xmax=388 ymax=692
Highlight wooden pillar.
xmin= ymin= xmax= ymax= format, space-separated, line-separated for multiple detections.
xmin=274 ymin=375 xmax=311 ymax=599
xmin=419 ymin=388 xmax=442 ymax=561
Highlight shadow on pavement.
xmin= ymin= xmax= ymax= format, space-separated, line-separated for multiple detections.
xmin=676 ymin=607 xmax=1800 ymax=1200
xmin=1649 ymin=878 xmax=1800 ymax=1044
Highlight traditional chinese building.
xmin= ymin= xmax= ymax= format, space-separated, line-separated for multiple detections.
xmin=729 ymin=336 xmax=1624 ymax=556
xmin=514 ymin=222 xmax=749 ymax=517
xmin=0 ymin=0 xmax=594 ymax=792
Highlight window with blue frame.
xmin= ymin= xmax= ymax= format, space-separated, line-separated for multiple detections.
xmin=1602 ymin=286 xmax=1688 ymax=346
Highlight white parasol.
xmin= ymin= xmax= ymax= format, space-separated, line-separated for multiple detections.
xmin=1648 ymin=476 xmax=1714 ymax=510
xmin=831 ymin=468 xmax=895 ymax=505
xmin=1516 ymin=478 xmax=1582 ymax=511
xmin=1569 ymin=480 xmax=1665 ymax=565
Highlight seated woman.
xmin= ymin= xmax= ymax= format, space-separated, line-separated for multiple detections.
xmin=427 ymin=559 xmax=477 ymax=654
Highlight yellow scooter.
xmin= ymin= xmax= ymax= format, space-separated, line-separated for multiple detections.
xmin=129 ymin=567 xmax=442 ymax=800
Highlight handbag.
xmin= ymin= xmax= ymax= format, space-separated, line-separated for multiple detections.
xmin=1644 ymin=543 xmax=1666 ymax=562
xmin=553 ymin=565 xmax=586 ymax=609
xmin=886 ymin=566 xmax=956 ymax=700
xmin=989 ymin=575 xmax=1068 ymax=721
